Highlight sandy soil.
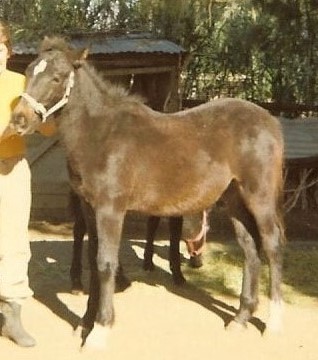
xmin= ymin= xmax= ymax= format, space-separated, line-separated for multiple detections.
xmin=1 ymin=214 xmax=317 ymax=360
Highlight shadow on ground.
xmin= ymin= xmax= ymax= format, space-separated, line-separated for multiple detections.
xmin=28 ymin=207 xmax=318 ymax=338
xmin=29 ymin=229 xmax=265 ymax=336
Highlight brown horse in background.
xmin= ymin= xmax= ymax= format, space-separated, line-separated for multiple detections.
xmin=11 ymin=37 xmax=285 ymax=349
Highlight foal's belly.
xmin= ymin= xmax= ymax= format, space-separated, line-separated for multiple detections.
xmin=130 ymin=174 xmax=231 ymax=217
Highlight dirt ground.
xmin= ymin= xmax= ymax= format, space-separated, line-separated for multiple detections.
xmin=1 ymin=209 xmax=318 ymax=360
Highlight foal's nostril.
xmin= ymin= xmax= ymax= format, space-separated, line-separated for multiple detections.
xmin=12 ymin=113 xmax=28 ymax=131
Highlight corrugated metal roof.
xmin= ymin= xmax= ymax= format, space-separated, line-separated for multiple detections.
xmin=13 ymin=33 xmax=185 ymax=55
xmin=13 ymin=42 xmax=37 ymax=55
xmin=280 ymin=117 xmax=318 ymax=163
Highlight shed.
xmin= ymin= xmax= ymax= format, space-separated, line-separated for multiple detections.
xmin=280 ymin=117 xmax=318 ymax=167
xmin=280 ymin=117 xmax=318 ymax=211
xmin=9 ymin=32 xmax=187 ymax=221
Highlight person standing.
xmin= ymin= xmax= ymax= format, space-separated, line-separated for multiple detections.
xmin=0 ymin=19 xmax=55 ymax=347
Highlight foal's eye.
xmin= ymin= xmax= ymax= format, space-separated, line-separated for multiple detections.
xmin=52 ymin=76 xmax=60 ymax=83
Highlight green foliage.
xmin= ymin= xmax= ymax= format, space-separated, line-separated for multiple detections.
xmin=1 ymin=0 xmax=317 ymax=105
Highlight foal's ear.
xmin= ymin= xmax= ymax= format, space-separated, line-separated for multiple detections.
xmin=73 ymin=48 xmax=89 ymax=69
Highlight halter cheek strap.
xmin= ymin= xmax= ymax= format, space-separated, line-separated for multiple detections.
xmin=20 ymin=71 xmax=75 ymax=123
xmin=185 ymin=210 xmax=210 ymax=256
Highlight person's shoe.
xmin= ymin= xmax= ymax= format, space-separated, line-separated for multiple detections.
xmin=0 ymin=301 xmax=36 ymax=347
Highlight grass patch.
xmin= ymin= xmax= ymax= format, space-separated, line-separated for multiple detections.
xmin=282 ymin=244 xmax=318 ymax=304
xmin=184 ymin=243 xmax=244 ymax=298
xmin=183 ymin=241 xmax=318 ymax=306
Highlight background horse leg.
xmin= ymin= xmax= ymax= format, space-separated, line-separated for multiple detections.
xmin=69 ymin=191 xmax=86 ymax=294
xmin=143 ymin=216 xmax=160 ymax=271
xmin=168 ymin=216 xmax=186 ymax=285
xmin=144 ymin=216 xmax=187 ymax=285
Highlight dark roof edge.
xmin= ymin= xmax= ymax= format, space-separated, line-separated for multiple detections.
xmin=12 ymin=32 xmax=186 ymax=56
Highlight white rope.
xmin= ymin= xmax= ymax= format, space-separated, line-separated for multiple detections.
xmin=20 ymin=92 xmax=47 ymax=117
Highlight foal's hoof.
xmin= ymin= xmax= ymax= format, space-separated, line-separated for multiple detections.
xmin=264 ymin=318 xmax=283 ymax=336
xmin=82 ymin=323 xmax=110 ymax=350
xmin=189 ymin=255 xmax=203 ymax=268
xmin=226 ymin=320 xmax=247 ymax=333
xmin=265 ymin=301 xmax=284 ymax=335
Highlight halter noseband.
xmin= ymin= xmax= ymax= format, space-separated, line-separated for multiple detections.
xmin=20 ymin=71 xmax=75 ymax=123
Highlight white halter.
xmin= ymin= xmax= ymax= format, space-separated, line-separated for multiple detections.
xmin=21 ymin=71 xmax=75 ymax=123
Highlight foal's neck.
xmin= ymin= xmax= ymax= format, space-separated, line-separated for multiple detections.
xmin=76 ymin=64 xmax=106 ymax=114
xmin=57 ymin=64 xmax=109 ymax=156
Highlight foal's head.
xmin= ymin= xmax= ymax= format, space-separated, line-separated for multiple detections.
xmin=11 ymin=36 xmax=87 ymax=134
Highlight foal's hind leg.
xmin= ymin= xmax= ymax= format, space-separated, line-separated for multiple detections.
xmin=254 ymin=212 xmax=283 ymax=333
xmin=240 ymin=191 xmax=284 ymax=333
xmin=230 ymin=218 xmax=262 ymax=329
xmin=168 ymin=216 xmax=186 ymax=285
xmin=223 ymin=186 xmax=262 ymax=330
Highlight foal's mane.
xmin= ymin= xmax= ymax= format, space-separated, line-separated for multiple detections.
xmin=39 ymin=36 xmax=73 ymax=54
xmin=39 ymin=36 xmax=144 ymax=105
xmin=82 ymin=62 xmax=144 ymax=105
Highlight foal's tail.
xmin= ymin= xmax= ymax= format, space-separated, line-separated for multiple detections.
xmin=275 ymin=152 xmax=286 ymax=246
xmin=276 ymin=202 xmax=286 ymax=246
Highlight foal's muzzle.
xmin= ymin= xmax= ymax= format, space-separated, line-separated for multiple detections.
xmin=11 ymin=113 xmax=28 ymax=134
xmin=11 ymin=101 xmax=40 ymax=135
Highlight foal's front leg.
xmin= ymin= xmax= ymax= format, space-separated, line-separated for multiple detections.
xmin=84 ymin=207 xmax=124 ymax=349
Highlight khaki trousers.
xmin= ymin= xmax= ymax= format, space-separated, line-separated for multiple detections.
xmin=0 ymin=157 xmax=33 ymax=303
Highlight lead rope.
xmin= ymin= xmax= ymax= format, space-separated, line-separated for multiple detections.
xmin=20 ymin=71 xmax=75 ymax=123
xmin=185 ymin=210 xmax=210 ymax=257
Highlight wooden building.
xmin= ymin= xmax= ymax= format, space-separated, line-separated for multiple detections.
xmin=281 ymin=117 xmax=318 ymax=211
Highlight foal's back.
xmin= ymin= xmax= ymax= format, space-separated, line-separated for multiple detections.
xmin=121 ymin=98 xmax=283 ymax=216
